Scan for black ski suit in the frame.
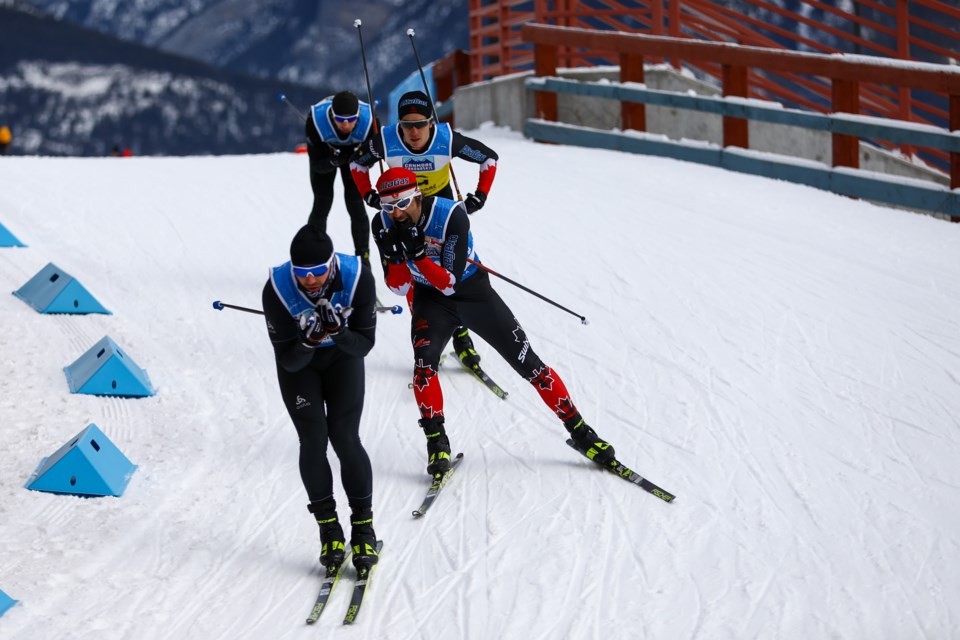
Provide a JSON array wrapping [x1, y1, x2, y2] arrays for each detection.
[[262, 260, 377, 509]]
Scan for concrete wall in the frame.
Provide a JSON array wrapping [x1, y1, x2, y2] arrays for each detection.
[[454, 66, 949, 187]]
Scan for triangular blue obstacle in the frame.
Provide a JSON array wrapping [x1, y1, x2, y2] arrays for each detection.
[[0, 587, 18, 618], [0, 221, 26, 247], [12, 262, 110, 314], [64, 336, 155, 397], [26, 423, 137, 497]]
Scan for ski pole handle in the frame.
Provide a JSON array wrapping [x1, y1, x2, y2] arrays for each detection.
[[377, 304, 403, 315], [212, 300, 264, 315]]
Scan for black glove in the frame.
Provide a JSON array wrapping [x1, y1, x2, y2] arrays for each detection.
[[363, 190, 381, 210], [316, 298, 345, 336], [298, 310, 326, 346], [464, 191, 487, 214], [397, 222, 426, 262], [329, 146, 352, 167], [376, 226, 405, 265]]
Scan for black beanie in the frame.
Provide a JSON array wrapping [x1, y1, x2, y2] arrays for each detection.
[[290, 225, 334, 266], [397, 90, 432, 118], [331, 91, 359, 116]]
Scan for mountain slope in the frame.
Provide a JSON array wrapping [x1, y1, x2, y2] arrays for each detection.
[[0, 5, 325, 156], [17, 0, 469, 101]]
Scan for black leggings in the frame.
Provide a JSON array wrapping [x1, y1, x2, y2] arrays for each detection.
[[308, 164, 369, 254], [276, 353, 373, 510], [411, 272, 546, 379]]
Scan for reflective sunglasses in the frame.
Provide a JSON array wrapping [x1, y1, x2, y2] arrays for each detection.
[[381, 195, 417, 213], [332, 111, 359, 124], [399, 118, 432, 130], [292, 255, 334, 279]]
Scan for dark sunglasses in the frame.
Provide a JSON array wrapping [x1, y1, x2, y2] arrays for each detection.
[[292, 255, 334, 279], [399, 118, 432, 130], [333, 112, 359, 124]]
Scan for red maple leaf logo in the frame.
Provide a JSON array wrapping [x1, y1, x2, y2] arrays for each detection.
[[528, 366, 554, 391], [413, 358, 437, 392], [554, 396, 577, 421]]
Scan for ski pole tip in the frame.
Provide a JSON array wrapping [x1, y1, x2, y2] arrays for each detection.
[[391, 305, 403, 315], [212, 300, 224, 310], [406, 28, 415, 36], [353, 18, 362, 27], [581, 317, 589, 326], [277, 92, 285, 102]]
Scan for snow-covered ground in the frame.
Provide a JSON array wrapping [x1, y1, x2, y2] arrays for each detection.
[[1, 127, 959, 639]]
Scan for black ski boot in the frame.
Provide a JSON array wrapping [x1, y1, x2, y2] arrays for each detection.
[[564, 415, 616, 466], [308, 498, 345, 567], [420, 416, 452, 476], [452, 327, 481, 369], [349, 508, 379, 569]]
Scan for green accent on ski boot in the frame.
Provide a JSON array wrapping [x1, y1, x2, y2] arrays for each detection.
[[420, 416, 452, 475], [564, 416, 616, 466], [453, 327, 481, 368]]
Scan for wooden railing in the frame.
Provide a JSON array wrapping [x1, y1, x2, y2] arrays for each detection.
[[524, 23, 960, 190], [522, 24, 960, 219], [470, 0, 960, 166]]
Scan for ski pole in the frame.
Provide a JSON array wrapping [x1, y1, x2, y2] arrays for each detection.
[[213, 300, 402, 315], [354, 19, 384, 174], [277, 93, 307, 120], [466, 258, 588, 325], [213, 300, 263, 315], [419, 242, 587, 324], [407, 28, 462, 200]]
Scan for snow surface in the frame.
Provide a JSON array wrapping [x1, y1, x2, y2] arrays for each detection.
[[1, 127, 960, 639]]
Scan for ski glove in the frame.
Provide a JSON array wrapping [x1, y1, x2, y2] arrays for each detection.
[[363, 190, 381, 210], [298, 310, 326, 346], [328, 146, 352, 167], [464, 191, 487, 214], [376, 226, 405, 265], [397, 223, 427, 262], [316, 298, 349, 336]]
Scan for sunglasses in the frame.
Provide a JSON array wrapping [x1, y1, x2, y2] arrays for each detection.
[[399, 118, 432, 130], [292, 255, 334, 279], [332, 112, 359, 124], [381, 195, 417, 213]]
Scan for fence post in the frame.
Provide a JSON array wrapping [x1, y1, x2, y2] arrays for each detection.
[[832, 78, 860, 168], [534, 43, 559, 121], [951, 94, 959, 194], [722, 64, 749, 148], [620, 53, 646, 132]]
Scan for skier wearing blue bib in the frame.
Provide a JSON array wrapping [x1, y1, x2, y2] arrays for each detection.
[[305, 91, 377, 262], [352, 89, 500, 372], [370, 167, 618, 478], [262, 224, 379, 570]]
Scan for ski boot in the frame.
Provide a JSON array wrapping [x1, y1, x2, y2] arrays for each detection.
[[349, 508, 379, 569], [308, 498, 345, 567], [564, 415, 616, 466], [420, 416, 452, 476], [452, 327, 481, 369]]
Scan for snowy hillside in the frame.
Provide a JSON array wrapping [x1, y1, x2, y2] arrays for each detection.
[[16, 0, 469, 100], [1, 128, 959, 639]]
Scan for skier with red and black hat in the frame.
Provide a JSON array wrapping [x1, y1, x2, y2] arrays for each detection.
[[370, 167, 618, 479], [305, 90, 378, 263], [262, 224, 380, 570], [351, 89, 499, 373]]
